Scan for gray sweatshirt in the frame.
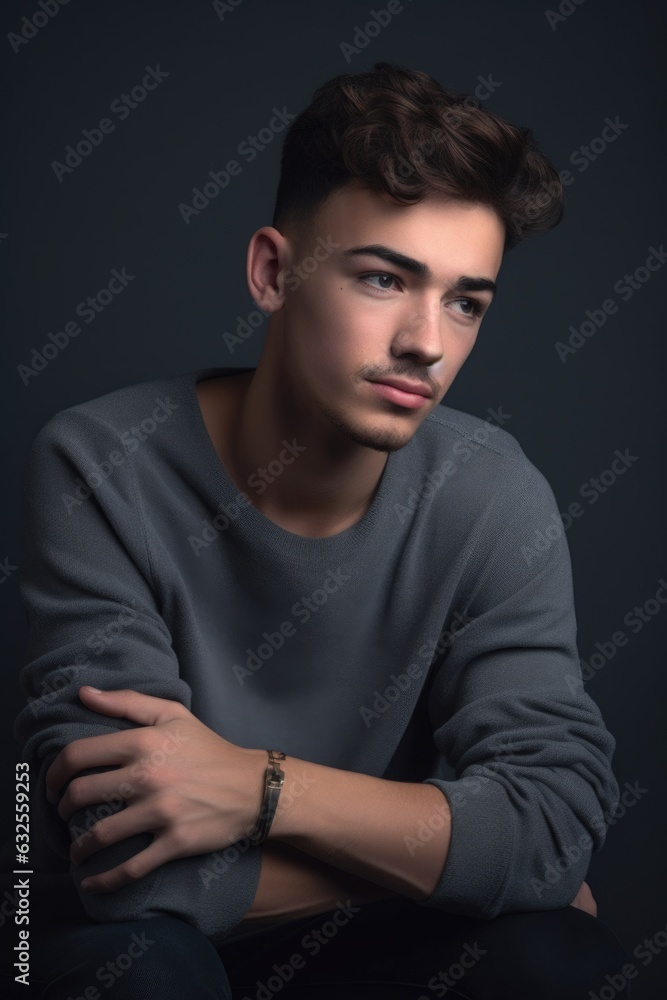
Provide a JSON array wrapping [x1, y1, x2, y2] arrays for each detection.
[[13, 365, 619, 944]]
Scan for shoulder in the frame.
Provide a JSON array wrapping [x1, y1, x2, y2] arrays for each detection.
[[423, 402, 523, 458], [28, 370, 190, 452], [416, 401, 549, 497], [406, 403, 564, 563], [416, 405, 570, 595]]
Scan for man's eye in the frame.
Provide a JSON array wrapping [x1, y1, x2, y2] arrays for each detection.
[[451, 298, 484, 318], [360, 273, 399, 292], [360, 276, 485, 319]]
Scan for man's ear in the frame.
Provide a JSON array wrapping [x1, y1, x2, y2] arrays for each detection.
[[246, 227, 290, 311]]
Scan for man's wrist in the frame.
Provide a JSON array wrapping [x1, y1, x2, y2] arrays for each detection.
[[246, 749, 286, 845], [264, 755, 320, 843], [244, 748, 273, 840]]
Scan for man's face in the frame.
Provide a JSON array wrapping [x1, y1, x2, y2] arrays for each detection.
[[271, 181, 505, 453]]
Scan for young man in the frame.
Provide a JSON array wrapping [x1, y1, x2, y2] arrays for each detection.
[[14, 62, 630, 998]]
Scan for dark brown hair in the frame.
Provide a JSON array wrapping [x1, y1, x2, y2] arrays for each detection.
[[271, 61, 564, 253]]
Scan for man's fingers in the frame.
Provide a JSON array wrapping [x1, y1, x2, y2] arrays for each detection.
[[69, 800, 161, 865], [569, 880, 597, 917], [78, 687, 190, 727], [57, 770, 134, 823], [45, 733, 139, 802], [69, 806, 130, 864], [45, 717, 190, 803], [78, 835, 175, 894]]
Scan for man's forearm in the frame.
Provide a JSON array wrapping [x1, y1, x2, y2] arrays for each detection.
[[265, 756, 451, 902], [244, 840, 398, 922]]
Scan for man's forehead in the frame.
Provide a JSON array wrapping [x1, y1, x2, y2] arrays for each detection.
[[319, 185, 504, 257]]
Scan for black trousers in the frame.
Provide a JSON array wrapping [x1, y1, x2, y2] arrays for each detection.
[[23, 892, 633, 1000]]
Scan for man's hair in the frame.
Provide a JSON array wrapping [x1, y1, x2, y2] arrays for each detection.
[[271, 61, 564, 253]]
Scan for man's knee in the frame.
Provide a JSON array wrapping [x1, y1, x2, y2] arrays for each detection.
[[104, 916, 231, 997], [35, 915, 231, 999]]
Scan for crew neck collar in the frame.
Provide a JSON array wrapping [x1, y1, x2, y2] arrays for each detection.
[[181, 365, 409, 556]]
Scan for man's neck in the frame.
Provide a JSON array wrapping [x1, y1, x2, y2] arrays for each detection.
[[196, 367, 389, 539]]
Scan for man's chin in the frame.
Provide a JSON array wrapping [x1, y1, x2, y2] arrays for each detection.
[[357, 428, 414, 453], [322, 407, 416, 453]]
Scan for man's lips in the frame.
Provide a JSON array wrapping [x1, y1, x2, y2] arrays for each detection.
[[366, 378, 434, 410], [367, 377, 434, 399]]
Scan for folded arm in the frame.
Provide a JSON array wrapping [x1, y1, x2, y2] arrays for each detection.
[[13, 412, 263, 938], [260, 462, 620, 919], [15, 412, 616, 929], [245, 840, 398, 922]]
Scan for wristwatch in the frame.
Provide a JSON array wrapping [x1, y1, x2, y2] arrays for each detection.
[[247, 750, 286, 846]]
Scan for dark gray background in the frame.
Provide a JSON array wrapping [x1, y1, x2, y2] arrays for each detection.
[[2, 1, 666, 996]]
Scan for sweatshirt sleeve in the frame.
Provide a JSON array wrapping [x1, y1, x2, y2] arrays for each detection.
[[12, 409, 262, 939], [416, 458, 619, 918]]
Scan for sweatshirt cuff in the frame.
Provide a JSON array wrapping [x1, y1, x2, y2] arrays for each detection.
[[416, 774, 515, 918]]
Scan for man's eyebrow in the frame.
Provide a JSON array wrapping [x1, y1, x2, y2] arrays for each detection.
[[341, 244, 497, 297]]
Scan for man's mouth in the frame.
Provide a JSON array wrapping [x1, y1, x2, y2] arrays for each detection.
[[366, 378, 433, 409]]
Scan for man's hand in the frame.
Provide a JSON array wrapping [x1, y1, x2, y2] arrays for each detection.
[[569, 880, 597, 917], [45, 686, 267, 894]]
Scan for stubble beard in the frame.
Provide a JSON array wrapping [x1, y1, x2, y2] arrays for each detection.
[[320, 402, 415, 454]]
